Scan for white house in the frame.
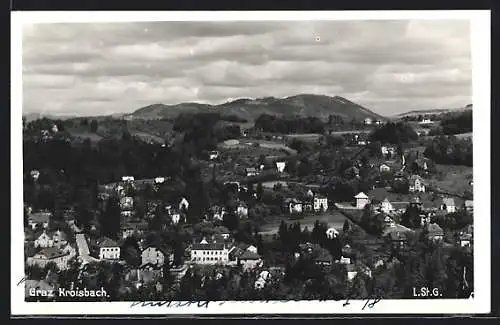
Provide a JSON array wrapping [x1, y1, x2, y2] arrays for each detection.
[[120, 196, 134, 210], [30, 169, 40, 181], [254, 270, 271, 290], [34, 231, 54, 248], [313, 196, 328, 212], [122, 176, 135, 182], [34, 230, 67, 248], [141, 246, 172, 267], [190, 242, 230, 265], [381, 145, 396, 157], [441, 198, 456, 213], [354, 192, 370, 209], [364, 118, 373, 125], [209, 151, 220, 160], [346, 264, 358, 281], [380, 198, 394, 214], [379, 164, 391, 173], [237, 203, 249, 218], [326, 227, 339, 239], [97, 237, 120, 260], [285, 198, 303, 214], [340, 256, 351, 264], [275, 161, 287, 173], [179, 197, 189, 211], [384, 215, 396, 228], [154, 177, 165, 184], [170, 212, 183, 225], [419, 118, 433, 124], [409, 175, 426, 193]]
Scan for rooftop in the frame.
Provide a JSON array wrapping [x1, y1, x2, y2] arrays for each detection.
[[97, 237, 119, 248], [191, 243, 226, 251], [29, 212, 52, 223], [354, 192, 369, 199]]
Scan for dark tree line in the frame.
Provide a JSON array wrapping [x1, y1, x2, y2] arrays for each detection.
[[423, 135, 472, 166], [438, 111, 472, 135], [369, 122, 418, 144], [255, 114, 325, 134]]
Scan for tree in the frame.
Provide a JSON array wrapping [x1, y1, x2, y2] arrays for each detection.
[[278, 220, 288, 245], [256, 183, 264, 201], [121, 237, 141, 267], [75, 188, 94, 229], [100, 196, 121, 238], [343, 220, 350, 234], [90, 119, 99, 133]]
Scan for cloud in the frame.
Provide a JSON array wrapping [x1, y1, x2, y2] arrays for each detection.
[[22, 20, 471, 116]]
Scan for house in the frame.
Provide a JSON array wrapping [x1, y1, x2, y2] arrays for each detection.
[[380, 198, 394, 214], [28, 212, 52, 230], [346, 264, 358, 281], [27, 247, 71, 270], [313, 196, 328, 212], [30, 169, 40, 181], [170, 212, 184, 225], [237, 251, 263, 271], [96, 237, 120, 260], [409, 196, 423, 209], [383, 215, 396, 228], [441, 198, 456, 213], [363, 117, 373, 125], [426, 223, 444, 242], [211, 205, 227, 221], [208, 150, 220, 160], [275, 161, 287, 173], [381, 145, 396, 157], [458, 233, 473, 248], [420, 214, 431, 227], [386, 229, 407, 249], [354, 192, 370, 209], [245, 167, 259, 177], [190, 242, 230, 264], [409, 175, 426, 193], [379, 164, 391, 173], [154, 177, 165, 184], [121, 221, 148, 239], [326, 227, 339, 239], [120, 196, 134, 210], [419, 118, 433, 124], [285, 198, 303, 214], [464, 200, 473, 213], [254, 270, 271, 290], [245, 244, 258, 254], [340, 256, 351, 264], [141, 245, 173, 267], [34, 230, 67, 248], [236, 202, 249, 218], [126, 263, 163, 287], [179, 197, 189, 211], [122, 176, 135, 182]]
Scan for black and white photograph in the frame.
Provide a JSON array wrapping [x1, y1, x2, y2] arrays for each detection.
[[11, 10, 491, 315]]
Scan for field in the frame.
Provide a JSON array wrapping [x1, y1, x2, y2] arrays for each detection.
[[218, 139, 297, 155], [259, 211, 350, 236], [285, 133, 322, 143]]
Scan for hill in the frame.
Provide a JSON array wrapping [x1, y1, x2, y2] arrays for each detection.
[[125, 94, 386, 122], [394, 104, 472, 118]]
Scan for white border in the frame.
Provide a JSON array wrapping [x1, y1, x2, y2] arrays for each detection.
[[11, 10, 491, 315]]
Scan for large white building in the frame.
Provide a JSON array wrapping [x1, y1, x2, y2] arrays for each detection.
[[190, 241, 230, 264], [354, 192, 370, 209], [97, 237, 120, 260], [313, 196, 328, 212]]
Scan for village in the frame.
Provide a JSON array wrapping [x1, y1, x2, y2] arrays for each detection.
[[22, 109, 474, 301]]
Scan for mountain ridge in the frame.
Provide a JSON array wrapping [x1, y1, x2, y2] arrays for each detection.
[[126, 94, 387, 122]]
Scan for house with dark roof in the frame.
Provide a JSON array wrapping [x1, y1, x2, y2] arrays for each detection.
[[237, 251, 263, 270], [34, 230, 68, 248], [27, 247, 71, 270], [96, 237, 120, 260], [426, 223, 444, 242], [409, 175, 426, 193], [385, 229, 408, 250], [190, 241, 231, 265], [441, 198, 456, 213], [28, 211, 52, 230]]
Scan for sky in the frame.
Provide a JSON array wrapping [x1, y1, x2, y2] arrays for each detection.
[[22, 20, 472, 117]]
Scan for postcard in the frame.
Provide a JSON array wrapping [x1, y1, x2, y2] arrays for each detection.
[[11, 10, 491, 316]]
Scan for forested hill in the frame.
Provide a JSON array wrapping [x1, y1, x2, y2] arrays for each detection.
[[125, 94, 387, 122]]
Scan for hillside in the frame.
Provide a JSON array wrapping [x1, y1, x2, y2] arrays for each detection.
[[395, 104, 472, 118], [125, 94, 386, 122]]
